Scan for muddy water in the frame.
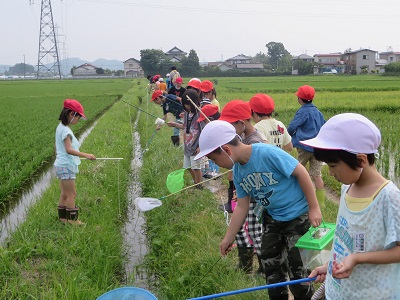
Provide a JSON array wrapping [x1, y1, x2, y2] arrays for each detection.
[[122, 129, 150, 287]]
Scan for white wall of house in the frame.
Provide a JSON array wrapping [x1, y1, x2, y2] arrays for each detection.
[[73, 65, 97, 76], [354, 50, 376, 74]]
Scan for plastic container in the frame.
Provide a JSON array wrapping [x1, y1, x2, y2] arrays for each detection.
[[295, 222, 336, 270]]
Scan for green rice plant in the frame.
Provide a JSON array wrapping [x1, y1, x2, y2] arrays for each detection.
[[0, 79, 133, 202]]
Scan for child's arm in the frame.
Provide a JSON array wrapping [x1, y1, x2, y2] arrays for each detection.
[[64, 136, 96, 160], [220, 196, 250, 256], [167, 121, 184, 129], [333, 242, 400, 279], [292, 163, 322, 227]]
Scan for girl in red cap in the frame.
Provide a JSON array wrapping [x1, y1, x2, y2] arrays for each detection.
[[54, 99, 96, 225]]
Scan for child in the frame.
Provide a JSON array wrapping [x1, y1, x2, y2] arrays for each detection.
[[158, 78, 167, 92], [168, 77, 186, 98], [54, 99, 96, 225], [249, 93, 293, 151], [219, 99, 264, 275], [196, 104, 220, 179], [199, 80, 215, 107], [186, 78, 202, 95], [302, 113, 400, 300], [195, 120, 322, 300], [167, 90, 203, 186], [288, 85, 326, 209], [151, 90, 183, 146]]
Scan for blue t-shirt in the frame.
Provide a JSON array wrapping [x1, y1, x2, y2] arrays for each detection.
[[234, 143, 309, 221], [54, 123, 81, 173]]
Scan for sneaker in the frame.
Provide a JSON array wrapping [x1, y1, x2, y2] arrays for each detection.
[[202, 172, 213, 179], [218, 202, 233, 213]]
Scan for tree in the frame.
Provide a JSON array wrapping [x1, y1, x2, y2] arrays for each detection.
[[292, 59, 314, 75], [252, 52, 268, 65], [96, 68, 105, 74], [140, 49, 168, 75], [8, 63, 35, 75], [180, 49, 201, 75], [265, 42, 290, 69], [276, 54, 292, 73]]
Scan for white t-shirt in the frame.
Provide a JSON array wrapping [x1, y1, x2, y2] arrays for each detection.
[[254, 119, 291, 148], [325, 182, 400, 300], [54, 123, 81, 173]]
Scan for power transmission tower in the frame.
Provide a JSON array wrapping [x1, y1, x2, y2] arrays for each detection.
[[36, 0, 62, 79]]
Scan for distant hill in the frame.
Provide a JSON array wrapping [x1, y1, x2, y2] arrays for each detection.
[[1, 58, 125, 75], [57, 58, 124, 75]]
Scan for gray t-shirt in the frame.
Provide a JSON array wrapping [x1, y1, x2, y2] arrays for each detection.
[[183, 112, 201, 156], [242, 130, 263, 145]]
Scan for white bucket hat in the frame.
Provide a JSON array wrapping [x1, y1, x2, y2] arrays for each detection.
[[194, 120, 237, 160], [301, 113, 381, 154]]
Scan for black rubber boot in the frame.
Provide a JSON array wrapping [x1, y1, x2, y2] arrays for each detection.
[[66, 206, 83, 225], [256, 254, 265, 277], [237, 247, 254, 274], [171, 136, 180, 146], [58, 205, 66, 222]]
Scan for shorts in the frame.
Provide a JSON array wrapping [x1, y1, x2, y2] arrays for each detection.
[[297, 148, 323, 177], [54, 166, 76, 180], [183, 155, 201, 170]]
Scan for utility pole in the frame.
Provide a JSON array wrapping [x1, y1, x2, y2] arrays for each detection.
[[36, 0, 62, 79], [23, 54, 26, 79]]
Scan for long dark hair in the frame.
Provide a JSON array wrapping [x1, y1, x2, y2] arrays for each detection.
[[58, 108, 73, 126], [181, 89, 200, 113]]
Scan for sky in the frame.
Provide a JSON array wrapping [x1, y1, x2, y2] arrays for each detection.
[[2, 0, 400, 67]]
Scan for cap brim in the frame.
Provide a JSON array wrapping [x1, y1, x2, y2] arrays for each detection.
[[194, 146, 219, 161], [300, 137, 342, 150]]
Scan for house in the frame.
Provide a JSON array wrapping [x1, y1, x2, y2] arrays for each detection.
[[164, 46, 187, 62], [236, 63, 264, 71], [225, 54, 252, 66], [313, 53, 344, 74], [341, 49, 377, 74], [292, 54, 314, 63], [379, 51, 400, 63], [72, 63, 97, 76], [291, 54, 314, 75], [123, 58, 143, 77], [375, 59, 387, 73]]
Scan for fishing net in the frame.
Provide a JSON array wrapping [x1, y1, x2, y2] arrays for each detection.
[[166, 169, 185, 193], [134, 197, 162, 212]]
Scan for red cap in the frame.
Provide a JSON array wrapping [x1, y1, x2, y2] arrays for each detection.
[[151, 90, 163, 101], [249, 94, 275, 114], [219, 100, 251, 123], [63, 99, 86, 120], [187, 78, 201, 90], [175, 77, 183, 84], [197, 105, 219, 122], [295, 85, 315, 101], [200, 80, 213, 93]]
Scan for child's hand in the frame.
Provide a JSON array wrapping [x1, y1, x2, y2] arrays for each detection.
[[85, 153, 96, 160], [332, 255, 356, 279], [308, 264, 328, 283], [220, 239, 233, 256], [308, 206, 322, 227], [156, 125, 162, 130], [166, 122, 176, 127]]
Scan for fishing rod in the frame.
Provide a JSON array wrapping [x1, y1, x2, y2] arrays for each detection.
[[121, 99, 160, 119]]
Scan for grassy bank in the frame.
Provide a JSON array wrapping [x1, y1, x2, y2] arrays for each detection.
[[0, 83, 139, 299]]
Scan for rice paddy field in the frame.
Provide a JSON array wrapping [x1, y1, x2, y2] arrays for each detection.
[[1, 75, 400, 299]]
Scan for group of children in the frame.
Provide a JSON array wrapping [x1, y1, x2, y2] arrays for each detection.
[[54, 77, 400, 299]]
